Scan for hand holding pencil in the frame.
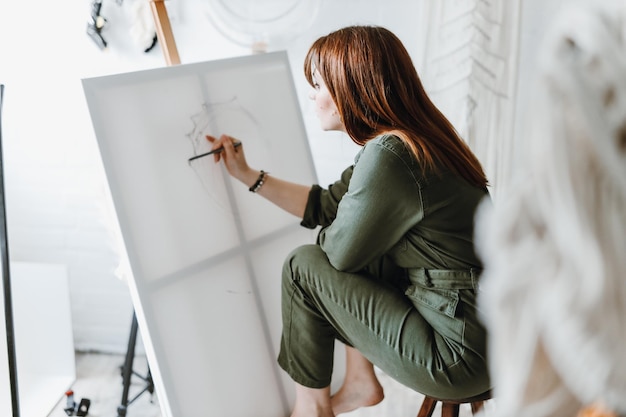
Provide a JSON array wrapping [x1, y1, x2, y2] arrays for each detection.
[[204, 134, 255, 186], [205, 133, 311, 217]]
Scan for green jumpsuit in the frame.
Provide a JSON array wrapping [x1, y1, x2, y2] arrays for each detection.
[[277, 134, 491, 399]]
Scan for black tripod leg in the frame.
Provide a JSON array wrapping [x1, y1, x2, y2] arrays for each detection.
[[117, 311, 139, 417], [146, 364, 154, 395]]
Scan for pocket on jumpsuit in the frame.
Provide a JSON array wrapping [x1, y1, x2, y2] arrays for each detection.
[[404, 284, 466, 349]]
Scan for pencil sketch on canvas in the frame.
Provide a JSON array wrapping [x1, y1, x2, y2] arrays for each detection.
[[186, 97, 270, 214], [82, 51, 318, 417]]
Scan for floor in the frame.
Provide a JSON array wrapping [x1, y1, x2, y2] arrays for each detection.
[[48, 353, 160, 417], [47, 352, 486, 417]]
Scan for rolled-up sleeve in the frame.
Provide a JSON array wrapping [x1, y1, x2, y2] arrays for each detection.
[[318, 142, 423, 272], [300, 165, 354, 229]]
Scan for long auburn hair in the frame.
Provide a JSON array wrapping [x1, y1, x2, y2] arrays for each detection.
[[304, 26, 488, 188]]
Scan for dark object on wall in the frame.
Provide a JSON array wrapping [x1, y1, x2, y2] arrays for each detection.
[[87, 0, 108, 50], [87, 0, 158, 54], [144, 35, 158, 53], [1, 85, 21, 417]]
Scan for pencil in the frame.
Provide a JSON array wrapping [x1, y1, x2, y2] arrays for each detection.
[[188, 141, 242, 162]]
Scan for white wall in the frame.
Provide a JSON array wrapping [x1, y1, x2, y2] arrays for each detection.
[[0, 0, 428, 353], [510, 0, 567, 172]]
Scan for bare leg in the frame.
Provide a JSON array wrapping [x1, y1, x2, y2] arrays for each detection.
[[291, 383, 335, 417], [331, 346, 385, 415]]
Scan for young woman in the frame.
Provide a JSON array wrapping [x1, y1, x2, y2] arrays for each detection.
[[207, 25, 491, 417]]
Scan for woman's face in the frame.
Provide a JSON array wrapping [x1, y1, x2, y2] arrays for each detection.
[[309, 70, 345, 132]]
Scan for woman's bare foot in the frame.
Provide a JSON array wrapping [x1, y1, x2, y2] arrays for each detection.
[[291, 383, 335, 417], [331, 377, 384, 415]]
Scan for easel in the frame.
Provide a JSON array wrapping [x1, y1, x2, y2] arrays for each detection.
[[149, 0, 180, 66], [117, 311, 154, 417], [117, 2, 179, 416]]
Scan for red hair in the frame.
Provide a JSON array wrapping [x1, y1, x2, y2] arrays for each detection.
[[304, 26, 488, 188]]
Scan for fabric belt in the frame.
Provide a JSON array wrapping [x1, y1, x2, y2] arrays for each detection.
[[407, 268, 481, 290]]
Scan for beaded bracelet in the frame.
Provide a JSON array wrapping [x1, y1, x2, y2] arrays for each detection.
[[249, 170, 268, 193]]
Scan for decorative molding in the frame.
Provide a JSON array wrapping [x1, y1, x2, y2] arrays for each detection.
[[422, 0, 521, 196]]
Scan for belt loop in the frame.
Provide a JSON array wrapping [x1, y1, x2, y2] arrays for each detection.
[[417, 268, 432, 287], [421, 268, 430, 287], [470, 268, 479, 290]]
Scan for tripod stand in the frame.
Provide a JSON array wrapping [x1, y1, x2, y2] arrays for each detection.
[[117, 311, 155, 417]]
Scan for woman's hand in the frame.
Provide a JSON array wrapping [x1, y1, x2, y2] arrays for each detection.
[[206, 135, 311, 219], [206, 134, 311, 218], [206, 134, 255, 185]]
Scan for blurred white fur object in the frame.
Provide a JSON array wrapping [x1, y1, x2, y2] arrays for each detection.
[[129, 0, 157, 52], [475, 1, 626, 416]]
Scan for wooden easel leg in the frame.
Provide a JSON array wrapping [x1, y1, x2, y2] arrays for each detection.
[[150, 0, 181, 65]]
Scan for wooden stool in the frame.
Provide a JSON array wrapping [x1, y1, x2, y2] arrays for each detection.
[[417, 390, 492, 417]]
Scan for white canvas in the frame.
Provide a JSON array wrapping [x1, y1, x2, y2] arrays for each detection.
[[82, 52, 318, 417], [0, 262, 75, 417]]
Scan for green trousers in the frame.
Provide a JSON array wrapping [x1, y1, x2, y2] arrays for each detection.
[[277, 244, 490, 399]]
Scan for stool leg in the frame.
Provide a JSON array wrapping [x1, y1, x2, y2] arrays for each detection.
[[470, 400, 485, 414], [441, 403, 460, 417], [417, 396, 438, 417]]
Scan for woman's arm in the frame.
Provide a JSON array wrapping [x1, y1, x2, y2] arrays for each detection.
[[319, 140, 423, 272], [207, 134, 311, 218]]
